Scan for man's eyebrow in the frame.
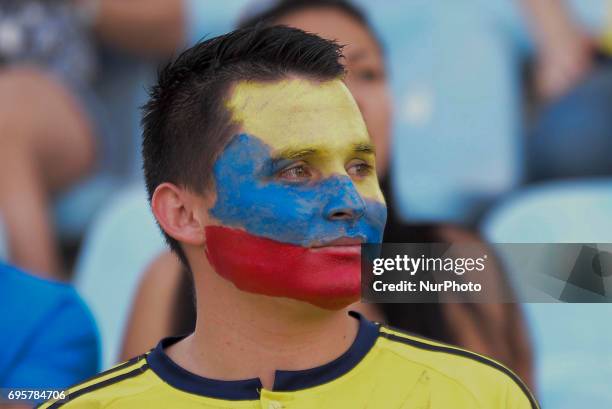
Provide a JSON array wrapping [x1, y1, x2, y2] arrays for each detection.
[[353, 142, 376, 154], [270, 143, 374, 164], [270, 147, 319, 163]]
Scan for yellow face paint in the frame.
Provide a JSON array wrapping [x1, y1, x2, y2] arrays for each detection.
[[226, 78, 384, 203], [208, 77, 387, 307]]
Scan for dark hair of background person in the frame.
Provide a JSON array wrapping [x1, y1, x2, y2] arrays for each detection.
[[237, 0, 385, 54], [141, 24, 345, 268], [170, 0, 529, 383]]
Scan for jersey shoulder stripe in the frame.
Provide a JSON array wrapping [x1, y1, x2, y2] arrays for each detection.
[[378, 325, 539, 409], [37, 355, 149, 409]]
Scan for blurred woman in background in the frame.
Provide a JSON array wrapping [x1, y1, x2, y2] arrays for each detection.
[[0, 0, 183, 277], [121, 0, 533, 387]]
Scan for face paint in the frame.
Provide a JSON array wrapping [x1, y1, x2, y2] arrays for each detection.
[[205, 79, 387, 310], [205, 226, 368, 310]]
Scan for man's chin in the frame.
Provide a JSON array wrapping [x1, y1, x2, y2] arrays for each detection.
[[205, 226, 362, 310]]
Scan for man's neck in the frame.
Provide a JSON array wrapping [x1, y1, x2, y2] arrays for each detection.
[[165, 266, 360, 389]]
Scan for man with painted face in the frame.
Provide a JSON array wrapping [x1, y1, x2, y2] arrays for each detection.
[[40, 26, 538, 409]]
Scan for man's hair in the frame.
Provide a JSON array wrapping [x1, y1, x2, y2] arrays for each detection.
[[141, 25, 345, 267], [237, 0, 384, 54]]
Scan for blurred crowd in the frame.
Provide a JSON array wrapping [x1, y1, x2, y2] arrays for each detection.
[[1, 1, 612, 408]]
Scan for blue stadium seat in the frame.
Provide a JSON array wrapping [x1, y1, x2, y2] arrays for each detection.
[[74, 185, 165, 369], [481, 180, 612, 408], [384, 0, 528, 225], [53, 174, 121, 241]]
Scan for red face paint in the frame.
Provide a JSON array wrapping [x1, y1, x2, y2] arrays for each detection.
[[204, 226, 361, 310]]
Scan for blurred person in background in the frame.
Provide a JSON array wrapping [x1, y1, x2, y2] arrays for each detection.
[[0, 262, 99, 407], [521, 0, 595, 102], [0, 0, 183, 278], [121, 0, 534, 387], [524, 0, 612, 182]]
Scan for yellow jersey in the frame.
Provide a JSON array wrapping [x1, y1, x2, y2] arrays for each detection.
[[39, 312, 538, 409]]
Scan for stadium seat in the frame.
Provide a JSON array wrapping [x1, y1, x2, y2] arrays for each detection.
[[53, 174, 121, 241], [74, 185, 166, 369], [481, 180, 612, 408], [386, 0, 526, 225]]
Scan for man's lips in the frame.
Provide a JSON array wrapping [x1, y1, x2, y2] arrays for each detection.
[[205, 225, 362, 310], [310, 237, 363, 255]]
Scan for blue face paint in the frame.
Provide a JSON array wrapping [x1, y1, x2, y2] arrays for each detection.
[[209, 133, 387, 246]]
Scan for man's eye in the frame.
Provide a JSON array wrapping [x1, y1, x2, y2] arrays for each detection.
[[278, 165, 312, 181], [347, 161, 373, 178]]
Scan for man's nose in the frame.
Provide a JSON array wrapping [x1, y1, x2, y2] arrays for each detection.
[[323, 177, 366, 221]]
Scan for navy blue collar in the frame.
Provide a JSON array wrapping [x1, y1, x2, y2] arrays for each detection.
[[147, 311, 380, 400]]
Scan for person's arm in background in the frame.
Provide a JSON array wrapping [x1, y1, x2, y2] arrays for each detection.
[[520, 0, 593, 100], [74, 0, 185, 56]]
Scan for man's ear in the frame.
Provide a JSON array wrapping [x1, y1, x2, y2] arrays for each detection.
[[151, 183, 207, 246]]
